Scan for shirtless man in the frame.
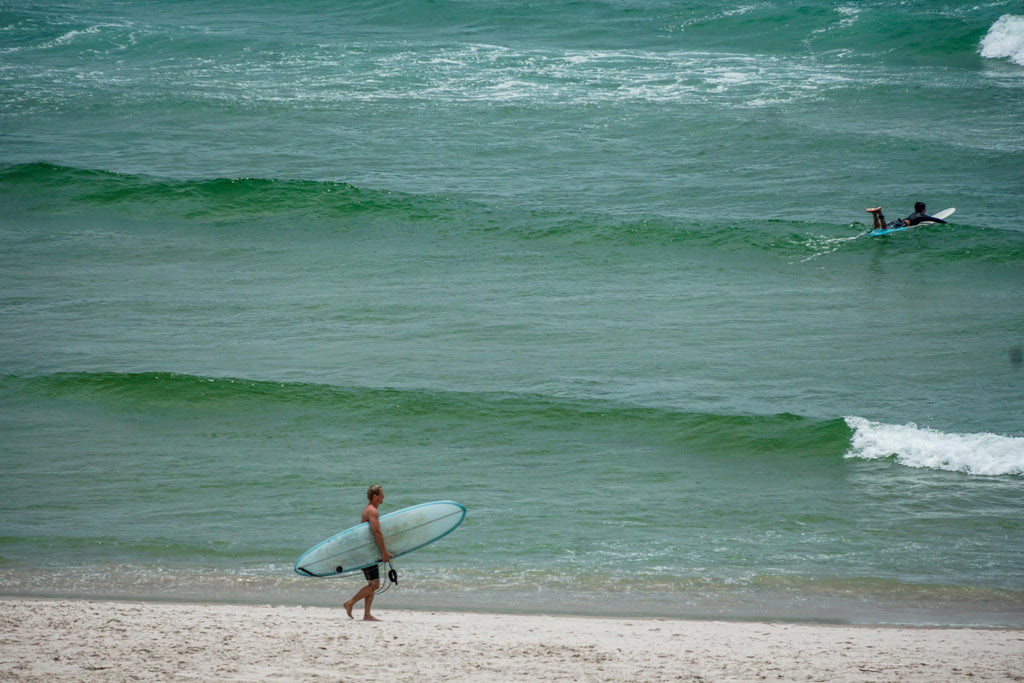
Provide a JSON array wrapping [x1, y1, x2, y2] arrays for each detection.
[[866, 202, 948, 231], [343, 485, 394, 621]]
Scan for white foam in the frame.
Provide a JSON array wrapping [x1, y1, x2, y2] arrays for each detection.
[[980, 14, 1024, 67], [844, 416, 1024, 477], [813, 6, 861, 36]]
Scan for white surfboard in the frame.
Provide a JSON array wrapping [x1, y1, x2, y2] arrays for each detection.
[[294, 500, 466, 577], [869, 207, 955, 237]]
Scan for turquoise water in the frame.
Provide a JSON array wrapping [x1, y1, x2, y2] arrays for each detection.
[[2, 1, 1023, 625]]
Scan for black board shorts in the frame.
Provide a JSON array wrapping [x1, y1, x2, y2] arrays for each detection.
[[362, 564, 380, 582]]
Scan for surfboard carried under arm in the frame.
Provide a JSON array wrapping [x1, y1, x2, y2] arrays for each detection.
[[294, 500, 466, 578]]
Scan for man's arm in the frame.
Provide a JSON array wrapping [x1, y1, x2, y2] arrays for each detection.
[[367, 507, 394, 562], [906, 213, 947, 226]]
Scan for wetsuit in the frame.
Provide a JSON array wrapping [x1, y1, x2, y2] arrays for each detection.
[[889, 211, 948, 229]]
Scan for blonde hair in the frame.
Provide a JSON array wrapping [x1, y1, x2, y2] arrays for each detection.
[[367, 484, 383, 501]]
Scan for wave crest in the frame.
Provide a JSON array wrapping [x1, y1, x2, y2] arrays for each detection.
[[0, 162, 465, 223], [844, 416, 1024, 477], [980, 15, 1024, 66]]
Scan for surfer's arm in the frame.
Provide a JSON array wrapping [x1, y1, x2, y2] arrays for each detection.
[[905, 212, 947, 226], [367, 509, 393, 562]]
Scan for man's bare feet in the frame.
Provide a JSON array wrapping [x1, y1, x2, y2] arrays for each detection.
[[344, 601, 354, 619], [363, 614, 381, 622], [866, 207, 882, 213]]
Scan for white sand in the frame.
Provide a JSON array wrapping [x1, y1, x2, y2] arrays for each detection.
[[2, 598, 1022, 681]]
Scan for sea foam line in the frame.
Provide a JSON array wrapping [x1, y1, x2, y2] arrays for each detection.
[[844, 417, 1024, 477]]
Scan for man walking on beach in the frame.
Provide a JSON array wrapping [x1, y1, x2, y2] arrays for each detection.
[[343, 485, 393, 621]]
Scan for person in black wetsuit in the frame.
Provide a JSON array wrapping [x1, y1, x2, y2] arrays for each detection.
[[866, 202, 947, 231]]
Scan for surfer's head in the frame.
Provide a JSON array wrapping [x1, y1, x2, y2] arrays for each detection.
[[915, 202, 926, 213], [367, 484, 383, 501]]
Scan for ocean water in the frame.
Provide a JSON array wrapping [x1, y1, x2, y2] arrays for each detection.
[[1, 0, 1023, 626]]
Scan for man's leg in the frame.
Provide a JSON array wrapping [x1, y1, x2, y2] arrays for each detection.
[[866, 207, 885, 230], [362, 580, 380, 621], [344, 581, 377, 619]]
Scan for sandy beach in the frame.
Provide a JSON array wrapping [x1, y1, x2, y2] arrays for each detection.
[[1, 598, 1021, 682]]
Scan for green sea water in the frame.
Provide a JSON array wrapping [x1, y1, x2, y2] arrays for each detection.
[[1, 1, 1023, 625]]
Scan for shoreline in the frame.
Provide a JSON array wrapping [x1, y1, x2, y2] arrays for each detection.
[[4, 566, 1023, 629], [3, 598, 1023, 681], [4, 573, 1019, 630]]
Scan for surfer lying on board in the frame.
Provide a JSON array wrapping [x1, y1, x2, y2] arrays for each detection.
[[866, 202, 947, 231], [344, 485, 394, 621]]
